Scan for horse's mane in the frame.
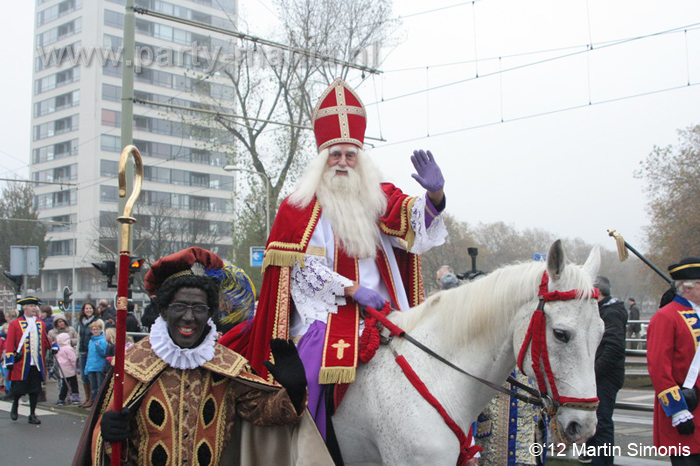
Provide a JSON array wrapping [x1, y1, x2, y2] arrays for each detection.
[[400, 259, 595, 348]]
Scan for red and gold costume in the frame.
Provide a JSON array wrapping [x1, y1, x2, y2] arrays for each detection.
[[220, 183, 428, 382], [80, 338, 325, 465], [647, 295, 700, 453], [5, 315, 52, 383]]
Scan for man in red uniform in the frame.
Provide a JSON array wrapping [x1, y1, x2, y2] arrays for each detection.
[[220, 78, 448, 443], [4, 296, 55, 424], [648, 257, 700, 465]]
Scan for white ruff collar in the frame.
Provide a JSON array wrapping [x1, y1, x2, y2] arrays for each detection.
[[149, 316, 217, 369]]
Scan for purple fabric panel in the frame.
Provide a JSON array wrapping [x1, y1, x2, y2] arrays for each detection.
[[424, 192, 443, 229], [297, 320, 327, 439]]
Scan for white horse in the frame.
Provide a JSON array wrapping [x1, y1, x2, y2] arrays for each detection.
[[333, 240, 603, 466]]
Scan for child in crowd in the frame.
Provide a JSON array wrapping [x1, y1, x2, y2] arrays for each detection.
[[85, 319, 107, 405], [55, 332, 80, 405], [103, 327, 134, 375]]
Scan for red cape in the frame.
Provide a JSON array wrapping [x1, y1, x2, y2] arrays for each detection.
[[219, 183, 425, 380]]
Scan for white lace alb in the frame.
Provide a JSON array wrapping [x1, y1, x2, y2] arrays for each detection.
[[409, 194, 447, 254], [149, 316, 217, 370], [291, 254, 354, 327]]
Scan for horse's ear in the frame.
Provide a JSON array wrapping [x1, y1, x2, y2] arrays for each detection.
[[582, 245, 601, 280], [547, 240, 566, 281]]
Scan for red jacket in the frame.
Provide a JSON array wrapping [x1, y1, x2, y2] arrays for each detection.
[[647, 296, 700, 453], [5, 316, 52, 382]]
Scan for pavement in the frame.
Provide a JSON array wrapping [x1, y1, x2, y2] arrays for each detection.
[[0, 378, 89, 464], [0, 378, 675, 465]]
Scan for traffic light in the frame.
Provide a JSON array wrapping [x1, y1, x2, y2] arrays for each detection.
[[92, 260, 116, 288], [130, 257, 144, 272], [3, 272, 23, 293], [62, 286, 72, 311], [128, 256, 144, 285]]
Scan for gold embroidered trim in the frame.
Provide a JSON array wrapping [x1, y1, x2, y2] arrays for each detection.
[[413, 255, 425, 305], [125, 352, 168, 384], [236, 370, 279, 387], [311, 78, 366, 123], [669, 263, 700, 273], [679, 310, 700, 351], [658, 386, 682, 406], [148, 440, 169, 466], [202, 346, 247, 378], [319, 241, 358, 385], [200, 393, 217, 428], [145, 398, 168, 432], [319, 137, 364, 152], [336, 85, 350, 139], [379, 196, 417, 251], [268, 266, 291, 383], [315, 106, 366, 118], [264, 202, 321, 270], [306, 246, 326, 257]]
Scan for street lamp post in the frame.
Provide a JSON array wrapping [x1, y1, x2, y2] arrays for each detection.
[[222, 166, 271, 239]]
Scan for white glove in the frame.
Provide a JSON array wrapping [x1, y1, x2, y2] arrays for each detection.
[[672, 409, 694, 427]]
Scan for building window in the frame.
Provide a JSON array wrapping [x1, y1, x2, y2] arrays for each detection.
[[37, 0, 82, 27], [35, 66, 80, 94], [33, 163, 77, 183], [33, 139, 78, 163], [100, 185, 118, 203], [34, 189, 77, 210], [101, 135, 120, 152], [100, 159, 118, 177], [101, 109, 120, 127], [104, 10, 124, 29], [43, 213, 76, 232], [102, 83, 121, 102], [48, 239, 75, 256]]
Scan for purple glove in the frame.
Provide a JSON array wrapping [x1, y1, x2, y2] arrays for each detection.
[[353, 286, 386, 310], [411, 149, 444, 193]]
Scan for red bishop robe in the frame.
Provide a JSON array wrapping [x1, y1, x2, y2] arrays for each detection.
[[220, 183, 427, 380], [5, 316, 52, 382], [647, 295, 700, 453]]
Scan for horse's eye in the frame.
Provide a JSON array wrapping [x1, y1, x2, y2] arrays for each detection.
[[553, 329, 570, 343]]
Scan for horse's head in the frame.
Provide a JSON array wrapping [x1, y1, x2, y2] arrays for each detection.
[[513, 240, 603, 445]]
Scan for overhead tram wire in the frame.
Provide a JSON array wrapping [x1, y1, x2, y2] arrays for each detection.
[[368, 21, 700, 106], [132, 98, 387, 142], [375, 81, 700, 148], [133, 7, 382, 75], [58, 3, 383, 198]]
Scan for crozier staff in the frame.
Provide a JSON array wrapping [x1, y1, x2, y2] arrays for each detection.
[[73, 247, 331, 465]]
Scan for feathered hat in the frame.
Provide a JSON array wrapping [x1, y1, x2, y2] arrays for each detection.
[[144, 247, 225, 296]]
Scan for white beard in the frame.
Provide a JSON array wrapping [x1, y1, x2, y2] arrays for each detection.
[[318, 176, 386, 260], [290, 149, 388, 259]]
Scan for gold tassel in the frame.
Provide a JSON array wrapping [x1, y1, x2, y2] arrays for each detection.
[[318, 367, 356, 385], [606, 229, 628, 262], [262, 250, 306, 271]]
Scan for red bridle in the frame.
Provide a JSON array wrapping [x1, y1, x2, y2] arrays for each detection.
[[517, 271, 600, 413]]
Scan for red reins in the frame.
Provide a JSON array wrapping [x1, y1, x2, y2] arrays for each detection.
[[517, 271, 600, 412]]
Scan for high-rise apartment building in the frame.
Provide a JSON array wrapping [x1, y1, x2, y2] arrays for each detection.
[[30, 0, 237, 308]]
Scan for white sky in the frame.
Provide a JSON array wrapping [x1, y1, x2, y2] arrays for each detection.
[[2, 0, 699, 250]]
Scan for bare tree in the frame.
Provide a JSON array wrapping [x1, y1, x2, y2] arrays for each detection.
[[637, 125, 700, 269], [0, 182, 48, 290], [180, 0, 395, 258]]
